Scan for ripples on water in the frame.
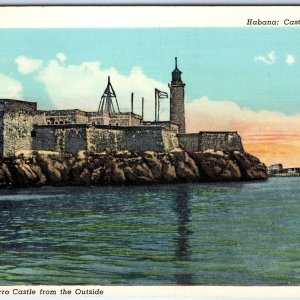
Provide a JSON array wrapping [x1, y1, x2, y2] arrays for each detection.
[[0, 178, 299, 285]]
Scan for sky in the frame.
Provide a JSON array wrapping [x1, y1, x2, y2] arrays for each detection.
[[0, 28, 299, 167]]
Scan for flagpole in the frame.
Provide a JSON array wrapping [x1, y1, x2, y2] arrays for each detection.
[[155, 89, 157, 122], [142, 97, 144, 120], [158, 96, 160, 121]]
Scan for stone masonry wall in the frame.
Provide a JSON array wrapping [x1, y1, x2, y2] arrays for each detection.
[[0, 100, 38, 156], [109, 113, 142, 126], [124, 127, 165, 152], [64, 128, 87, 152], [89, 126, 173, 152], [43, 109, 89, 125], [87, 127, 126, 152], [1, 99, 37, 112], [130, 114, 143, 126], [32, 126, 57, 151], [3, 112, 34, 156], [199, 131, 244, 152], [178, 132, 244, 152], [178, 133, 199, 152], [32, 125, 87, 152], [162, 128, 179, 150], [0, 99, 36, 156], [32, 125, 177, 153], [0, 111, 4, 154]]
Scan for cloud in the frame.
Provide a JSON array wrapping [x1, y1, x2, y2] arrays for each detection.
[[186, 97, 300, 167], [0, 73, 23, 99], [15, 56, 43, 75], [286, 54, 295, 65], [254, 50, 275, 65], [35, 56, 169, 121], [56, 52, 67, 64]]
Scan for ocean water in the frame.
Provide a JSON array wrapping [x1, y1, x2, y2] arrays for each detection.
[[0, 177, 299, 285]]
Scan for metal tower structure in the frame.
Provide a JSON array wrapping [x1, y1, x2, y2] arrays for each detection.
[[98, 76, 120, 114]]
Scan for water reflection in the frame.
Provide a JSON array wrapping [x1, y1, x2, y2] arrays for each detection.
[[173, 185, 193, 284]]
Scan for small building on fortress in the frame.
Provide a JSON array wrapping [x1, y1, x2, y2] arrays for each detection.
[[0, 58, 244, 157]]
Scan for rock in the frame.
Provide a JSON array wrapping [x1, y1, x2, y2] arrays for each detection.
[[45, 163, 62, 184], [161, 158, 177, 183], [232, 151, 267, 180], [0, 163, 12, 187], [124, 166, 138, 183], [110, 164, 126, 184], [135, 163, 154, 180], [0, 149, 267, 188], [224, 159, 241, 180], [31, 165, 47, 185], [142, 152, 162, 179], [184, 153, 199, 177], [191, 151, 242, 181], [104, 160, 126, 184], [170, 148, 186, 160], [79, 168, 92, 185], [233, 151, 252, 169], [91, 167, 104, 184], [175, 161, 196, 181]]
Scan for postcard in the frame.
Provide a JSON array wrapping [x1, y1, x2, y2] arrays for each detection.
[[0, 5, 299, 298]]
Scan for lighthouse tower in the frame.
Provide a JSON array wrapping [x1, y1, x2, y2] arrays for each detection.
[[168, 57, 186, 133]]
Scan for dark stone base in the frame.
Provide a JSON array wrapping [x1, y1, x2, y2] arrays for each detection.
[[0, 149, 267, 188]]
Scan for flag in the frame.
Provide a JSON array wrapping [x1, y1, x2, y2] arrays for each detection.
[[155, 88, 168, 99]]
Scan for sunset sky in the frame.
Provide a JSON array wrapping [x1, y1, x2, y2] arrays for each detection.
[[0, 27, 299, 167]]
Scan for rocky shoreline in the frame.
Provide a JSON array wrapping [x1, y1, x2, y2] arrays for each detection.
[[0, 149, 267, 188]]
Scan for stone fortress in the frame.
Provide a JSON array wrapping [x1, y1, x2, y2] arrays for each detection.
[[0, 58, 244, 157]]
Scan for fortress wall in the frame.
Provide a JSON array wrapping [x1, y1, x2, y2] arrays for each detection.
[[0, 111, 4, 154], [2, 111, 35, 156], [108, 113, 142, 126], [178, 132, 244, 152], [34, 111, 47, 125], [124, 127, 165, 151], [1, 100, 37, 112], [178, 133, 199, 152], [89, 126, 170, 152], [86, 112, 106, 125], [44, 109, 89, 125], [87, 127, 126, 152], [33, 125, 88, 152], [130, 114, 142, 126], [32, 124, 180, 154], [64, 127, 87, 152], [162, 128, 179, 150], [0, 100, 38, 156], [170, 123, 179, 133], [199, 131, 244, 152], [33, 127, 57, 151], [89, 126, 176, 152], [109, 116, 131, 126], [74, 110, 89, 124]]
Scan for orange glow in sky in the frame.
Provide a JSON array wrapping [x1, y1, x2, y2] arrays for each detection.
[[185, 97, 300, 168]]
